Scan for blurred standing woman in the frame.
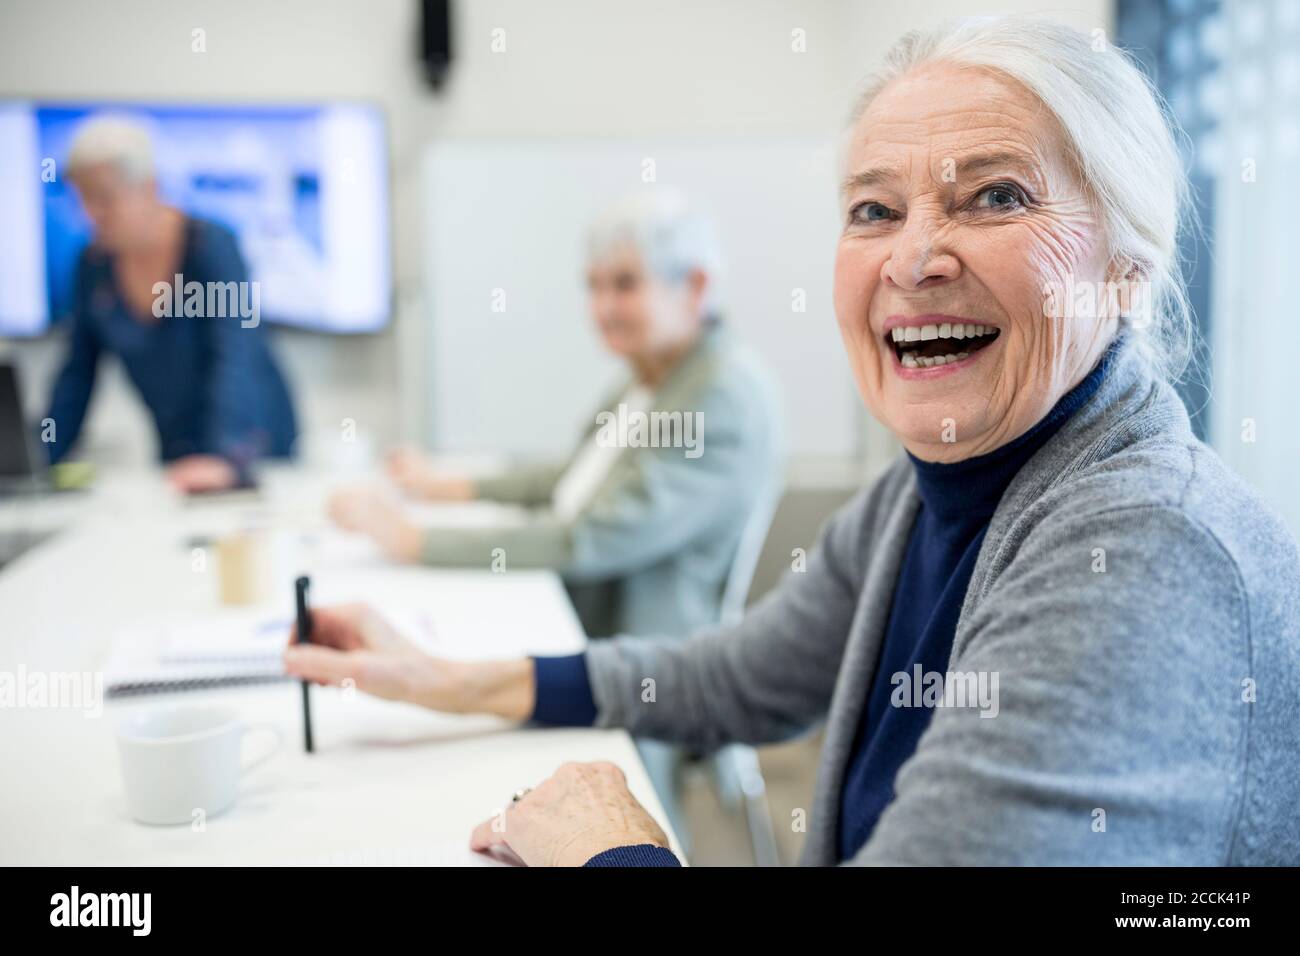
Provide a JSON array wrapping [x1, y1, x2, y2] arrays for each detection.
[[46, 117, 297, 492]]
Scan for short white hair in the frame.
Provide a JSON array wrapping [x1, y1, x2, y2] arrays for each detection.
[[850, 16, 1194, 381], [66, 115, 156, 184], [586, 188, 724, 315]]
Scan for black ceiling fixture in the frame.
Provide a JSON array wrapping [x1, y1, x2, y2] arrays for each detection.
[[419, 0, 453, 91]]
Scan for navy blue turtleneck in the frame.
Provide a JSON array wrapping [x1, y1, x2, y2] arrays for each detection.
[[834, 346, 1114, 861]]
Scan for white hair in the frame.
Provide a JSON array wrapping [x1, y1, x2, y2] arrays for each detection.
[[586, 188, 724, 316], [66, 115, 156, 183], [849, 16, 1194, 381]]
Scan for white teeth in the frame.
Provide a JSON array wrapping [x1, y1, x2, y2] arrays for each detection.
[[891, 322, 997, 371], [901, 350, 973, 370], [891, 323, 997, 342]]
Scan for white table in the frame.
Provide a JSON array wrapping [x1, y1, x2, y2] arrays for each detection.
[[0, 469, 680, 865]]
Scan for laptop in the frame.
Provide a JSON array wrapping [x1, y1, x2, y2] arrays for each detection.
[[0, 362, 55, 494]]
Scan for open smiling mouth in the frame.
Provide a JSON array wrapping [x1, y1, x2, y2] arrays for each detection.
[[888, 322, 1001, 369]]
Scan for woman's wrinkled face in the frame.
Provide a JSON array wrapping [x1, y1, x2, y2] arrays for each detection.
[[586, 246, 701, 359], [834, 63, 1120, 462]]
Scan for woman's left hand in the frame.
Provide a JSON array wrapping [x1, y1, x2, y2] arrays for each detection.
[[165, 454, 238, 494], [326, 483, 423, 562], [470, 761, 672, 866]]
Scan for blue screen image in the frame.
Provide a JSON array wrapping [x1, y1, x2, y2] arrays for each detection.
[[0, 101, 391, 336]]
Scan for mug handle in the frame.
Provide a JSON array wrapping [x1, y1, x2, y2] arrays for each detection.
[[240, 722, 283, 774]]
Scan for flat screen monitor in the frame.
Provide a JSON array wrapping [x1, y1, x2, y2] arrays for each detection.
[[0, 100, 392, 335]]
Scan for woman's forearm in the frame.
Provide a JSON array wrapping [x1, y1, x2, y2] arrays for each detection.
[[432, 658, 536, 720]]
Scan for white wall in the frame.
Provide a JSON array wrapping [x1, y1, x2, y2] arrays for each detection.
[[423, 136, 855, 458], [0, 0, 1111, 467]]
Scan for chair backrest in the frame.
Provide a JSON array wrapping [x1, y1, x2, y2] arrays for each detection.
[[717, 479, 783, 627]]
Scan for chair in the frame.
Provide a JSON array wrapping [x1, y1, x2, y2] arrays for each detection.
[[706, 479, 784, 866]]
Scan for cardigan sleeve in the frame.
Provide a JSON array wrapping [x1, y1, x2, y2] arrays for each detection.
[[473, 462, 569, 508], [583, 844, 681, 867], [576, 482, 881, 752]]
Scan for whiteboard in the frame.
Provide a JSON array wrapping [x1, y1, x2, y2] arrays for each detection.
[[421, 137, 860, 459]]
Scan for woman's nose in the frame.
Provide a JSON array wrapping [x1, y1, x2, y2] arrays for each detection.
[[880, 215, 961, 291]]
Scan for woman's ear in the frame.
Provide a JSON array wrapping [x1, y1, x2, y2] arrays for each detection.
[[1104, 255, 1148, 319]]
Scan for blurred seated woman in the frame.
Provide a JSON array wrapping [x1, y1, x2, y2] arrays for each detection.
[[329, 190, 784, 644], [293, 18, 1300, 866], [45, 117, 297, 492], [328, 191, 783, 845]]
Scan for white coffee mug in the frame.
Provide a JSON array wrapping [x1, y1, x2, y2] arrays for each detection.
[[116, 706, 281, 826]]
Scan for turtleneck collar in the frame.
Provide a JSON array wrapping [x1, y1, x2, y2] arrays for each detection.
[[906, 338, 1119, 524]]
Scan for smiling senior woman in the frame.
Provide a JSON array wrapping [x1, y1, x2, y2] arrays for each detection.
[[285, 17, 1300, 866]]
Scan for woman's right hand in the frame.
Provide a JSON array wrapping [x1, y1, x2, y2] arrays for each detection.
[[283, 603, 535, 719], [385, 447, 475, 502]]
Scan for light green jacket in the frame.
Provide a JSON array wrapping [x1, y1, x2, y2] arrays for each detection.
[[421, 323, 784, 638]]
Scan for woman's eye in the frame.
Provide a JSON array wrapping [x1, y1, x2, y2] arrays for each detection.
[[852, 201, 894, 224], [975, 185, 1025, 210]]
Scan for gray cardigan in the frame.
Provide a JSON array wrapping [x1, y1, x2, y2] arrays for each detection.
[[585, 335, 1300, 865]]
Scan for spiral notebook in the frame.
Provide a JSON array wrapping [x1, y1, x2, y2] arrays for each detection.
[[102, 612, 291, 697]]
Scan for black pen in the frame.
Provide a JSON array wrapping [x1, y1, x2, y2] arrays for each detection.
[[294, 575, 315, 754]]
